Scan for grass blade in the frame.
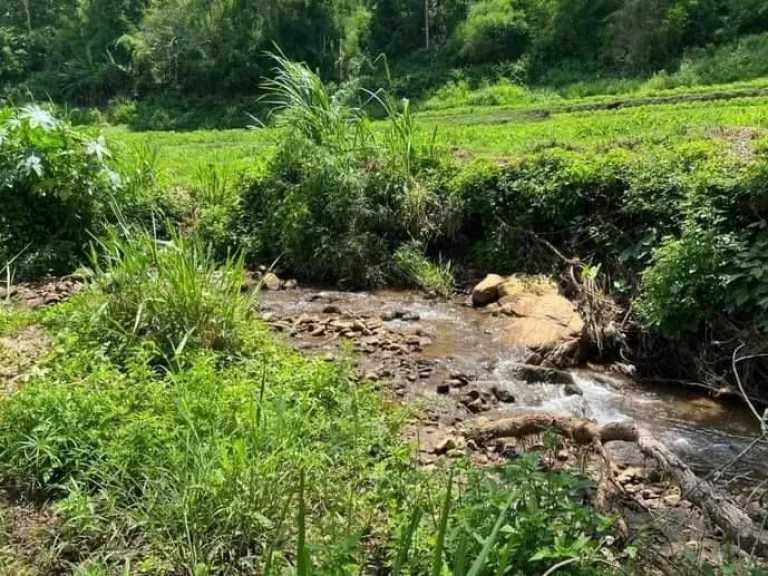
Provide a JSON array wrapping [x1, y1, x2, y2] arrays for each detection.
[[466, 492, 515, 576], [431, 469, 454, 576], [297, 470, 312, 576], [392, 507, 423, 576]]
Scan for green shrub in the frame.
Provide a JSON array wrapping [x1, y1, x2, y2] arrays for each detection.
[[104, 97, 137, 125], [443, 459, 614, 575], [0, 106, 119, 278], [69, 225, 255, 367], [452, 0, 531, 64], [241, 55, 454, 288], [639, 228, 736, 336], [111, 140, 183, 229], [188, 163, 243, 257]]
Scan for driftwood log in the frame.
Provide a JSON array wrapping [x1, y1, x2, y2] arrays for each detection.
[[464, 413, 768, 558]]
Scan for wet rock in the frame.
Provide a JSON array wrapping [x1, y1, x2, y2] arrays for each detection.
[[523, 350, 544, 366], [642, 487, 661, 500], [0, 286, 16, 299], [509, 363, 575, 385], [294, 314, 315, 326], [466, 398, 486, 413], [472, 274, 505, 307], [616, 466, 646, 485], [556, 449, 570, 461], [445, 378, 467, 389], [494, 276, 584, 359], [491, 385, 515, 403], [322, 304, 342, 314], [309, 325, 326, 337], [380, 310, 400, 321], [43, 293, 61, 305], [746, 501, 767, 521], [283, 278, 299, 290], [497, 275, 549, 300], [402, 311, 421, 322], [449, 370, 472, 385], [261, 272, 282, 290], [25, 297, 46, 308], [435, 437, 457, 455], [564, 382, 583, 396], [545, 338, 582, 369], [663, 494, 681, 507], [500, 443, 519, 460]]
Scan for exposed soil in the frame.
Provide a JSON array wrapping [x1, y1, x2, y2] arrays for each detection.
[[0, 326, 49, 397], [0, 275, 83, 309]]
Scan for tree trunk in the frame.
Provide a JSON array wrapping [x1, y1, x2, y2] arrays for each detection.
[[22, 0, 32, 32], [465, 413, 768, 558]]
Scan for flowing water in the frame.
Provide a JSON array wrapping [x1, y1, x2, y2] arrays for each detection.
[[261, 288, 768, 481]]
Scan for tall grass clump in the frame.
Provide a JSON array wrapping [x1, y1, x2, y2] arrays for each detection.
[[67, 224, 255, 366], [242, 53, 458, 288], [393, 241, 454, 297]]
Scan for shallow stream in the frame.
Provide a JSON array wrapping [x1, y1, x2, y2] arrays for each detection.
[[261, 288, 768, 481]]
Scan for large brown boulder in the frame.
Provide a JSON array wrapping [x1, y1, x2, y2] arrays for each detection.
[[494, 276, 584, 367], [471, 274, 505, 306]]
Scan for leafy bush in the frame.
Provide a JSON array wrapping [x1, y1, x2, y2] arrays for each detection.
[[188, 163, 243, 257], [0, 106, 119, 279], [443, 459, 614, 575], [638, 228, 736, 337], [241, 55, 455, 288], [453, 0, 531, 65]]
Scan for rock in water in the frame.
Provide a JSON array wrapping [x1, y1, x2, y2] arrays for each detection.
[[494, 276, 584, 367], [472, 274, 505, 307], [261, 272, 282, 290]]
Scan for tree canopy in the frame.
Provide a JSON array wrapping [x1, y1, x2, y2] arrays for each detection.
[[2, 0, 768, 103]]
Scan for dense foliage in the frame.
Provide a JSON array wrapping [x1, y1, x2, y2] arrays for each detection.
[[239, 54, 455, 288], [0, 106, 118, 278], [3, 0, 768, 109]]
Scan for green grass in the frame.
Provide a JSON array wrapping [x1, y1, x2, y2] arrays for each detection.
[[106, 93, 768, 184], [105, 126, 278, 187]]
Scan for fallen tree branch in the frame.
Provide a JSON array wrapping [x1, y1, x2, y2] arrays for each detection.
[[464, 413, 768, 558]]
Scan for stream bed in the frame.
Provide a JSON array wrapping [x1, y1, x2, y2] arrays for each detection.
[[260, 287, 768, 482]]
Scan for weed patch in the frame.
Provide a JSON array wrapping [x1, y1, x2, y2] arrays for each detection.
[[64, 225, 254, 368]]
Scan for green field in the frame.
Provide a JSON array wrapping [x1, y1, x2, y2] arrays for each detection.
[[106, 92, 768, 186]]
